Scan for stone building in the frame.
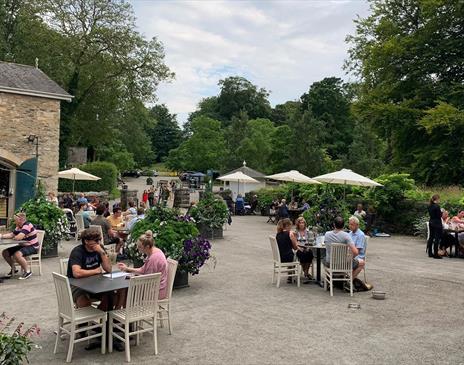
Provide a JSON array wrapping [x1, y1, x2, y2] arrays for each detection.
[[0, 61, 72, 225]]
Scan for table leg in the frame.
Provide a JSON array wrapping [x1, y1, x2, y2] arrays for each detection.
[[455, 232, 459, 257], [316, 248, 323, 287]]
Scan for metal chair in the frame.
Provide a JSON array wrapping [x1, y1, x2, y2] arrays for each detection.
[[109, 273, 161, 362], [269, 235, 301, 288], [324, 243, 353, 297], [52, 273, 107, 363], [158, 258, 178, 334]]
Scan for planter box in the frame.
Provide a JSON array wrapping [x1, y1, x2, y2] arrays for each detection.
[[173, 270, 189, 289], [42, 243, 58, 258], [199, 224, 223, 239]]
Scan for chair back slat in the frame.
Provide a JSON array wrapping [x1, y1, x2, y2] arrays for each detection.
[[59, 258, 69, 276], [166, 258, 178, 300], [126, 273, 161, 317], [269, 235, 281, 263], [330, 244, 351, 271], [75, 214, 85, 232], [52, 272, 74, 319], [364, 236, 369, 261], [35, 230, 45, 256]]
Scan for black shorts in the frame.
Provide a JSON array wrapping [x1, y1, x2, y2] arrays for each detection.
[[5, 245, 38, 257]]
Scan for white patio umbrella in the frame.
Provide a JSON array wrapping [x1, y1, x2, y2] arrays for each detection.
[[58, 167, 101, 192], [217, 171, 259, 195], [266, 170, 322, 185], [313, 169, 382, 187]]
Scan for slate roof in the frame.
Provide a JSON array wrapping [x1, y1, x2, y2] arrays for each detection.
[[226, 165, 266, 180], [0, 61, 72, 101]]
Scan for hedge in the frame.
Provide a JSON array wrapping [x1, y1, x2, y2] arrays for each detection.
[[58, 161, 118, 192]]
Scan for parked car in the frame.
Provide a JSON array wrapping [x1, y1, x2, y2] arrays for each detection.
[[121, 170, 141, 178], [179, 171, 196, 181], [141, 169, 159, 177]]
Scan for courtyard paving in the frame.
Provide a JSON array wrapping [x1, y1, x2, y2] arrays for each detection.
[[1, 215, 464, 364]]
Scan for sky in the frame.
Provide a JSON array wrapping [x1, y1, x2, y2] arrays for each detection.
[[131, 0, 371, 124]]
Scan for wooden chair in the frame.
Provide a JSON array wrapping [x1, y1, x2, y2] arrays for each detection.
[[59, 258, 69, 276], [324, 243, 353, 297], [75, 214, 85, 241], [89, 225, 104, 240], [158, 258, 178, 334], [363, 236, 369, 283], [109, 273, 161, 362], [269, 235, 301, 288], [52, 273, 107, 363]]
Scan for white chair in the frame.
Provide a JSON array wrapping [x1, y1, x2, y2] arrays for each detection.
[[158, 258, 178, 334], [269, 235, 301, 288], [52, 273, 107, 363], [14, 230, 45, 276], [363, 236, 369, 283], [324, 243, 353, 297], [59, 258, 69, 276], [109, 273, 161, 362], [75, 214, 85, 241]]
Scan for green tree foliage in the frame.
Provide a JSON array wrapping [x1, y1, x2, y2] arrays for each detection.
[[149, 104, 182, 162], [346, 0, 464, 184], [166, 116, 227, 172], [0, 0, 173, 169], [301, 77, 354, 160], [236, 118, 276, 173]]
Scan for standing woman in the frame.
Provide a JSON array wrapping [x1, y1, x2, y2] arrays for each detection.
[[427, 194, 442, 259], [142, 190, 149, 205], [276, 218, 313, 283]]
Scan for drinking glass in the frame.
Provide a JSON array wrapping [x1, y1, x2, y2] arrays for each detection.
[[108, 252, 117, 280]]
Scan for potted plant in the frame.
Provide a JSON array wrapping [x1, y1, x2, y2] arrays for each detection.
[[126, 206, 211, 288], [190, 192, 229, 239], [0, 312, 40, 365], [16, 190, 68, 258]]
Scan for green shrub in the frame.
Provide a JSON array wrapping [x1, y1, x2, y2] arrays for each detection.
[[58, 161, 118, 192], [190, 192, 229, 229]]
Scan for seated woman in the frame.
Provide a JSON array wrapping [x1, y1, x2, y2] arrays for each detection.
[[116, 230, 168, 307], [294, 217, 315, 279], [276, 218, 313, 283], [440, 209, 456, 255]]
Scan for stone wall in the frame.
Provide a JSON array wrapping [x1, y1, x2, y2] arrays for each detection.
[[0, 92, 61, 194]]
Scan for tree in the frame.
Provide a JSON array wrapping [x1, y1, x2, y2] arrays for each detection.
[[301, 77, 354, 160], [345, 0, 464, 184], [165, 116, 227, 172], [149, 104, 182, 162], [236, 118, 276, 173]]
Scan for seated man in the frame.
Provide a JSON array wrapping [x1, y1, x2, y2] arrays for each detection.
[[67, 227, 111, 308], [1, 212, 38, 280], [123, 200, 137, 217], [235, 194, 245, 215], [92, 204, 123, 252], [324, 216, 358, 267], [348, 216, 366, 279], [353, 203, 366, 220], [127, 207, 145, 231], [107, 206, 124, 229], [77, 193, 88, 205]]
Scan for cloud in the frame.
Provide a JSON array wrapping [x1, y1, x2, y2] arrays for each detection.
[[132, 0, 370, 123]]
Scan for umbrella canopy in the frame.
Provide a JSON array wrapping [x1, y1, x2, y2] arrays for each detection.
[[217, 171, 259, 183], [313, 169, 382, 187], [266, 170, 321, 184], [58, 168, 101, 181]]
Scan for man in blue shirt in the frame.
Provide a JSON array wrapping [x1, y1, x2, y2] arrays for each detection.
[[349, 216, 366, 279]]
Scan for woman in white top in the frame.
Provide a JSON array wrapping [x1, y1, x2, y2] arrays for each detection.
[[294, 217, 315, 279]]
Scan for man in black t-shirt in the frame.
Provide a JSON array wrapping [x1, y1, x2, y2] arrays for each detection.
[[67, 227, 111, 308]]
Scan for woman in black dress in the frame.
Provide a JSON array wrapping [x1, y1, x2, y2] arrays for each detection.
[[427, 194, 442, 259], [276, 218, 314, 282]]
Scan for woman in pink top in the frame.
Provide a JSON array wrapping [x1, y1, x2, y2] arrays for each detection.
[[117, 230, 168, 302]]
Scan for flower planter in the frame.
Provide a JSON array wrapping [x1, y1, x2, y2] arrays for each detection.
[[173, 270, 189, 289], [199, 224, 223, 239], [42, 242, 58, 258]]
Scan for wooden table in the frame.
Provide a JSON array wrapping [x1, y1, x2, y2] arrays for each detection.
[[298, 243, 327, 287]]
